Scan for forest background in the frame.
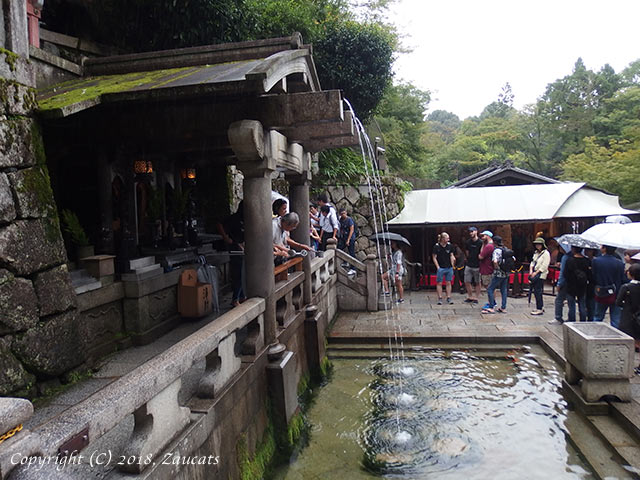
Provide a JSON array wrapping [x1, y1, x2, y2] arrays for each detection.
[[45, 0, 640, 206]]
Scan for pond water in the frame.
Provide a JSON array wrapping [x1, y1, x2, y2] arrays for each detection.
[[274, 346, 594, 479]]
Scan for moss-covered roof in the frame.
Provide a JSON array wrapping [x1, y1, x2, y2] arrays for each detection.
[[37, 59, 262, 117]]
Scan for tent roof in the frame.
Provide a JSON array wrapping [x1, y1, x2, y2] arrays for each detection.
[[388, 183, 637, 226]]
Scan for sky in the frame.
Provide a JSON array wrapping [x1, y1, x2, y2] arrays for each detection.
[[389, 0, 640, 119]]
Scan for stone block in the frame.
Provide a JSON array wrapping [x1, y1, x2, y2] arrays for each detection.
[[129, 256, 156, 270], [327, 186, 344, 203], [581, 378, 632, 403], [266, 351, 298, 426], [33, 264, 76, 317], [80, 254, 115, 278], [0, 80, 36, 116], [0, 173, 16, 223], [564, 322, 635, 379], [343, 185, 360, 206], [0, 269, 38, 334], [0, 397, 33, 434], [78, 299, 124, 356], [0, 338, 35, 396], [0, 218, 66, 275], [12, 310, 86, 376], [0, 50, 36, 87], [0, 117, 38, 169], [8, 166, 56, 219], [197, 333, 241, 398]]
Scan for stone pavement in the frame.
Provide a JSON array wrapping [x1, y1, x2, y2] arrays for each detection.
[[330, 289, 640, 394]]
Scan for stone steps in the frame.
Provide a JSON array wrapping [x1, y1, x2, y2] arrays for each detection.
[[564, 410, 634, 479], [587, 415, 640, 475]]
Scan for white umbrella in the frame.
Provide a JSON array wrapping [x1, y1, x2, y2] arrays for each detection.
[[605, 215, 632, 224], [581, 222, 640, 249]]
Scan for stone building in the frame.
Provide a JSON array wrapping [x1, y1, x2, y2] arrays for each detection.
[[0, 3, 383, 478]]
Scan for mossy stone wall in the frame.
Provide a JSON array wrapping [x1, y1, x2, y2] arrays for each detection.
[[0, 50, 83, 397]]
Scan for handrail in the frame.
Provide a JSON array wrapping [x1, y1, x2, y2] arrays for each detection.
[[335, 248, 366, 271], [2, 298, 265, 477]]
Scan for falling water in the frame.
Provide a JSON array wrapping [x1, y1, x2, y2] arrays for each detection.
[[344, 99, 410, 439]]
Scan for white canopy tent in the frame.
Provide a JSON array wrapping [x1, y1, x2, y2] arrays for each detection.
[[388, 183, 636, 226]]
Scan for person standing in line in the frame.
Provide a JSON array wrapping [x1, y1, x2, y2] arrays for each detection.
[[272, 198, 288, 218], [616, 263, 640, 375], [317, 193, 339, 251], [584, 247, 598, 321], [453, 243, 466, 294], [432, 232, 456, 305], [479, 231, 495, 308], [338, 208, 357, 258], [529, 237, 550, 315], [464, 227, 483, 304], [318, 204, 338, 251], [553, 248, 570, 323], [217, 201, 245, 307], [482, 235, 511, 314], [382, 240, 405, 303], [562, 244, 592, 323], [592, 244, 627, 329]]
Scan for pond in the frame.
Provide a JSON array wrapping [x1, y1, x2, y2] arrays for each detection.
[[274, 345, 595, 479]]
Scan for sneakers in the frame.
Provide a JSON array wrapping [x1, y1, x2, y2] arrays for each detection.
[[547, 319, 563, 325], [482, 303, 492, 310], [437, 298, 443, 305], [464, 298, 474, 303], [383, 291, 391, 296], [481, 308, 495, 314], [397, 298, 405, 304], [531, 309, 544, 316], [446, 298, 453, 305], [634, 366, 640, 376]]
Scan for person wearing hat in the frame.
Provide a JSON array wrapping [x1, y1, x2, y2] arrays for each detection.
[[478, 230, 495, 298], [592, 245, 627, 328], [529, 237, 550, 315], [464, 227, 483, 303], [482, 235, 510, 314]]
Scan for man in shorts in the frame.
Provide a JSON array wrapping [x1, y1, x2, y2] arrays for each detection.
[[478, 230, 495, 297], [464, 226, 482, 304], [432, 232, 456, 305]]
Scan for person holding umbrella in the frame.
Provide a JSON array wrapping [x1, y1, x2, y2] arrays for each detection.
[[616, 263, 640, 375], [382, 240, 405, 303], [592, 245, 627, 329], [529, 237, 550, 315]]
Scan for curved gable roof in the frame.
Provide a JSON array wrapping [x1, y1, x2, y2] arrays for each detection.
[[389, 183, 636, 226]]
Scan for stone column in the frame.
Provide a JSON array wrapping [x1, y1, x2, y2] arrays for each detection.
[[287, 171, 312, 305], [229, 120, 277, 345]]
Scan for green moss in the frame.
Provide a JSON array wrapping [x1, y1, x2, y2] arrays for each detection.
[[237, 423, 276, 480], [37, 65, 202, 111], [31, 369, 92, 406], [30, 121, 47, 166], [0, 47, 19, 72], [16, 166, 56, 217]]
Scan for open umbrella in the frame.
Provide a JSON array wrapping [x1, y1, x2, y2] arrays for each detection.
[[581, 222, 640, 250], [369, 231, 411, 247], [605, 215, 632, 224], [555, 233, 599, 251]]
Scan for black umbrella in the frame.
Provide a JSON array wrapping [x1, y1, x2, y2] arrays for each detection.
[[369, 232, 411, 247], [556, 234, 599, 251]]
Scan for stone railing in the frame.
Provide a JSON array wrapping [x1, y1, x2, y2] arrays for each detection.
[[335, 249, 378, 311], [309, 248, 335, 295], [0, 299, 265, 479]]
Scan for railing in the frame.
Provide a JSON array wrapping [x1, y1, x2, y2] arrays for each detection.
[[0, 299, 265, 478], [310, 248, 335, 295], [334, 249, 378, 311]]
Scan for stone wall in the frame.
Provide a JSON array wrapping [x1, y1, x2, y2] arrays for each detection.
[[0, 44, 82, 396], [318, 176, 407, 261]]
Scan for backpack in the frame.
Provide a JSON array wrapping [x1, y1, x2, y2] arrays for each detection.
[[498, 247, 515, 272]]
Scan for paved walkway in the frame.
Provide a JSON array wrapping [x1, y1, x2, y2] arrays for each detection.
[[330, 289, 640, 396]]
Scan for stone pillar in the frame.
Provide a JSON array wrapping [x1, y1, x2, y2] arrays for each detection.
[[229, 120, 277, 345], [365, 254, 378, 312], [287, 172, 312, 305]]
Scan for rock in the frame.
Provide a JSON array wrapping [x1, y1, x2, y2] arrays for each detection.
[[0, 172, 16, 223], [0, 269, 39, 334], [356, 251, 366, 261], [0, 81, 37, 116], [0, 218, 67, 275], [343, 186, 360, 205], [352, 213, 367, 229], [327, 186, 343, 202], [12, 310, 86, 377], [0, 117, 38, 169], [0, 338, 35, 396], [361, 225, 373, 237], [355, 236, 370, 251], [7, 166, 56, 218], [33, 265, 77, 317]]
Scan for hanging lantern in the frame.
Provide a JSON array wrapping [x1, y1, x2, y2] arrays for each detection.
[[180, 168, 196, 180], [134, 160, 153, 175]]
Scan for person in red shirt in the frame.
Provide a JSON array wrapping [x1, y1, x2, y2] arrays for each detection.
[[478, 230, 495, 297]]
